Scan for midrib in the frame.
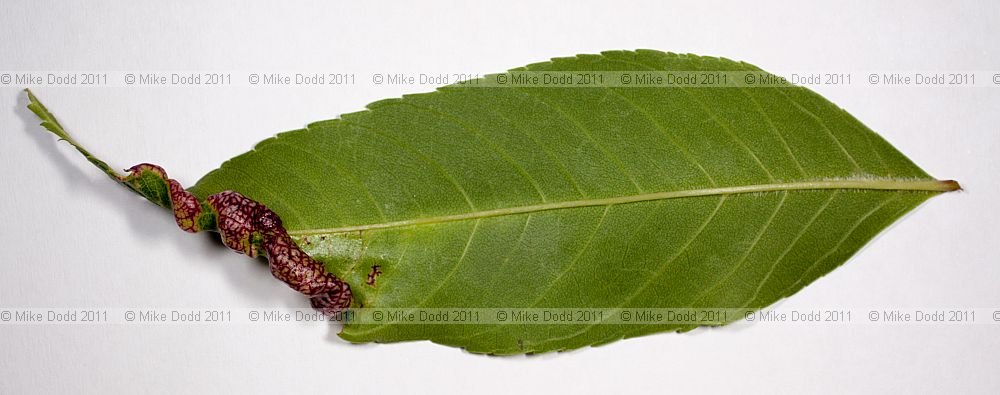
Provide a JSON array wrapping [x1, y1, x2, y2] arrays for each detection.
[[287, 178, 959, 236]]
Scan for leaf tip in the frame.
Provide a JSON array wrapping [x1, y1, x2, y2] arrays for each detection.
[[940, 179, 962, 192]]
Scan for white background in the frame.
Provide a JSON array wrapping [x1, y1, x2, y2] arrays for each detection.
[[1, 1, 998, 393]]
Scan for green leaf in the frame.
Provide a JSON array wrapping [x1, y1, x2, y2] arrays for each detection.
[[32, 50, 959, 354]]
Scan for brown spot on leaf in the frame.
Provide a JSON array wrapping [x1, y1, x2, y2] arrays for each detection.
[[366, 264, 382, 287]]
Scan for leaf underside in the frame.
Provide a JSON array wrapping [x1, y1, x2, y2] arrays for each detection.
[[187, 50, 950, 354]]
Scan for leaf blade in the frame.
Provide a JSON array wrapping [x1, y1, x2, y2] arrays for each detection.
[[187, 50, 955, 354]]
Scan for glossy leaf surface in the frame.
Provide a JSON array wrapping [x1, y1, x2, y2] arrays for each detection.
[[179, 50, 955, 354]]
